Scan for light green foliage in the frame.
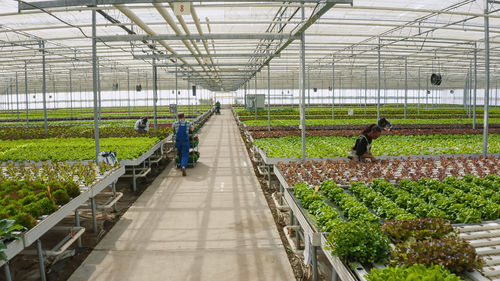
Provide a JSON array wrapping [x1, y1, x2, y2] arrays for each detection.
[[254, 134, 500, 158], [0, 137, 160, 161], [327, 221, 390, 264], [366, 264, 461, 281]]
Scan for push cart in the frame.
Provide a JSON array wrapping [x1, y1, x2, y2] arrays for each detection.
[[176, 131, 200, 168]]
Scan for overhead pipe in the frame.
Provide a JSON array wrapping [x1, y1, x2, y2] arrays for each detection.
[[114, 4, 208, 86], [152, 4, 209, 74], [191, 7, 220, 80], [171, 5, 222, 85]]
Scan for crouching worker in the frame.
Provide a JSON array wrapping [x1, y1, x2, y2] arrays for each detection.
[[135, 117, 149, 134], [173, 112, 194, 176], [378, 117, 393, 131], [348, 124, 382, 162]]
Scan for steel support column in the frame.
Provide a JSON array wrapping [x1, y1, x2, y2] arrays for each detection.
[[244, 82, 247, 108], [469, 64, 473, 118], [25, 61, 29, 124], [175, 63, 178, 114], [153, 58, 158, 133], [69, 70, 73, 118], [97, 58, 102, 124], [255, 74, 258, 120], [52, 76, 56, 115], [364, 67, 367, 115], [92, 3, 100, 161], [377, 38, 381, 120], [15, 72, 19, 120], [307, 67, 310, 115], [41, 41, 48, 134], [127, 68, 131, 116], [404, 57, 408, 119], [267, 63, 271, 132], [332, 57, 335, 120], [473, 44, 478, 129], [483, 0, 490, 155], [418, 67, 421, 115], [300, 4, 306, 161]]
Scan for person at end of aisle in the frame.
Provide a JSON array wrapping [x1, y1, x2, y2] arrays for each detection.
[[134, 117, 149, 134], [348, 124, 382, 162], [173, 112, 194, 176], [378, 117, 393, 132], [215, 101, 221, 114]]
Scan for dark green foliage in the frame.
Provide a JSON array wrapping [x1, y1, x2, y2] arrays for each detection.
[[23, 202, 43, 218], [38, 197, 57, 215], [63, 180, 80, 198], [51, 189, 70, 205], [13, 212, 37, 229], [390, 236, 482, 273], [19, 194, 37, 206], [381, 218, 454, 243]]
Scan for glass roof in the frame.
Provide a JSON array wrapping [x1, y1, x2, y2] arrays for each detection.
[[0, 0, 499, 92]]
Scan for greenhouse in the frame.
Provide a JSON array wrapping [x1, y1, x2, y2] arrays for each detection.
[[1, 0, 500, 280]]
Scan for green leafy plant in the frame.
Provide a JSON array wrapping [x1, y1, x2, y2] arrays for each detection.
[[320, 180, 380, 223], [327, 221, 389, 264], [390, 236, 482, 273], [0, 161, 114, 229], [254, 134, 500, 158], [365, 264, 461, 281], [0, 219, 25, 261], [381, 218, 454, 243], [0, 137, 161, 161]]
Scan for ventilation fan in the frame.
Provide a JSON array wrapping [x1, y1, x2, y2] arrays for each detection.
[[430, 73, 442, 86]]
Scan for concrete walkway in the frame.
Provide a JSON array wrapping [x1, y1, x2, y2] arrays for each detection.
[[69, 109, 295, 281]]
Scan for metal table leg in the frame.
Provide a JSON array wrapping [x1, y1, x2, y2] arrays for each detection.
[[132, 166, 136, 193], [36, 240, 46, 281], [75, 208, 82, 247], [312, 246, 318, 281], [279, 183, 284, 206], [267, 164, 272, 188], [91, 197, 97, 233], [3, 262, 12, 281], [294, 217, 301, 250], [112, 181, 117, 212], [332, 267, 339, 281]]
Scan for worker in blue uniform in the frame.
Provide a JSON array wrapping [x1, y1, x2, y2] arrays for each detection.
[[173, 112, 194, 176]]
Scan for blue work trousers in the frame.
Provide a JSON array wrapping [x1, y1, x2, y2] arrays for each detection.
[[176, 141, 190, 168]]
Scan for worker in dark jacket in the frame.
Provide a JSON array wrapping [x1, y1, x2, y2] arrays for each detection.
[[378, 117, 393, 131], [348, 124, 382, 162], [173, 112, 194, 176], [215, 101, 221, 114]]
